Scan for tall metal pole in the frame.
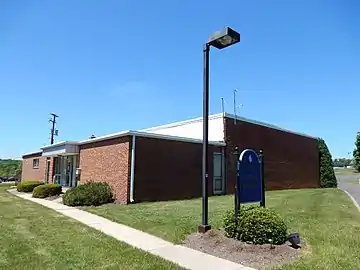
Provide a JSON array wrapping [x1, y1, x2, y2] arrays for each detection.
[[260, 149, 266, 207], [233, 89, 237, 125], [199, 43, 211, 233]]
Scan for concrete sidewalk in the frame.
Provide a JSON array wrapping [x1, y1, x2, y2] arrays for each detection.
[[8, 189, 254, 270]]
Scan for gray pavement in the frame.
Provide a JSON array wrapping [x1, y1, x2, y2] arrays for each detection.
[[337, 173, 360, 206]]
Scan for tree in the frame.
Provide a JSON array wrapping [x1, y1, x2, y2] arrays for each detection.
[[353, 133, 360, 172], [333, 158, 352, 167], [0, 159, 22, 177], [318, 138, 337, 188]]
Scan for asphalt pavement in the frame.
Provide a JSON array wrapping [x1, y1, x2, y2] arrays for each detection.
[[337, 173, 360, 206]]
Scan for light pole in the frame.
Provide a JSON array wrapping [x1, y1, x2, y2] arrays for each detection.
[[198, 27, 240, 233]]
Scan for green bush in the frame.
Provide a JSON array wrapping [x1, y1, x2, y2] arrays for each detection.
[[62, 182, 114, 206], [318, 138, 337, 188], [32, 184, 62, 198], [353, 133, 360, 172], [224, 206, 288, 245], [17, 180, 44, 193]]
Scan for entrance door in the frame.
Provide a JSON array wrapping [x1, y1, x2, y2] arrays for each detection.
[[213, 152, 224, 194], [53, 156, 77, 187], [65, 156, 77, 187]]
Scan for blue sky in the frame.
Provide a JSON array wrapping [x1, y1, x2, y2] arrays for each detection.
[[1, 0, 359, 159]]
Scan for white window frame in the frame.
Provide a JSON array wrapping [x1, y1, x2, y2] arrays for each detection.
[[32, 158, 39, 169]]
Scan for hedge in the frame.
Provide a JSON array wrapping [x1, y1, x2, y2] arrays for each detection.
[[17, 181, 44, 193], [32, 184, 62, 198], [62, 182, 114, 206]]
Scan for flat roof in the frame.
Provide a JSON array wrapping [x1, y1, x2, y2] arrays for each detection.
[[37, 112, 316, 152], [22, 151, 43, 158], [39, 130, 226, 150], [41, 141, 80, 150], [142, 112, 317, 139]]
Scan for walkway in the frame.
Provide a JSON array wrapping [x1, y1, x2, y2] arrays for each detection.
[[8, 189, 254, 270], [337, 173, 360, 211]]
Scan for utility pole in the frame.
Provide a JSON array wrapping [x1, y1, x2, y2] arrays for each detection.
[[49, 113, 59, 145]]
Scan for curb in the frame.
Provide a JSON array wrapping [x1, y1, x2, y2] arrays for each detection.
[[342, 190, 360, 212]]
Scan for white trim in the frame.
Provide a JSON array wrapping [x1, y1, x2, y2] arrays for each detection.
[[141, 114, 222, 132], [141, 112, 317, 140], [79, 130, 226, 146], [22, 151, 42, 158], [33, 112, 315, 156], [41, 141, 80, 150], [239, 149, 261, 163], [129, 135, 136, 203], [41, 143, 80, 157]]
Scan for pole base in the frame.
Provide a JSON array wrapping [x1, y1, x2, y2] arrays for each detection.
[[198, 224, 211, 233]]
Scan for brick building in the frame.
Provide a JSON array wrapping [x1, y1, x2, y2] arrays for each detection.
[[21, 113, 319, 203]]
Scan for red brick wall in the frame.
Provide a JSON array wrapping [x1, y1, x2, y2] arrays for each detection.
[[21, 153, 46, 182], [79, 137, 131, 203], [133, 136, 223, 202], [224, 117, 319, 193]]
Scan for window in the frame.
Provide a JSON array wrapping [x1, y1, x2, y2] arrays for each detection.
[[33, 158, 39, 169]]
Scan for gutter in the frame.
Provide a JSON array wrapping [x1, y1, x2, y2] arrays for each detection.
[[129, 135, 136, 203]]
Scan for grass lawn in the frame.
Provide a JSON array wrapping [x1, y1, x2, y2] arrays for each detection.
[[334, 168, 359, 174], [85, 188, 360, 269], [0, 184, 183, 270]]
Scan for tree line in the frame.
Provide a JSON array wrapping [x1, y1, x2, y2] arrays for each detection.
[[0, 159, 22, 177], [332, 158, 352, 168]]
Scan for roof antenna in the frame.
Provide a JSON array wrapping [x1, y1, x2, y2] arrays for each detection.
[[221, 97, 225, 117], [233, 89, 244, 125]]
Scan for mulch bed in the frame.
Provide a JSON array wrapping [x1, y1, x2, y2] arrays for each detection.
[[182, 229, 303, 269]]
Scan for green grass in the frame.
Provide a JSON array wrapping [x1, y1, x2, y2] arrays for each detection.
[[0, 184, 183, 270], [85, 188, 360, 270], [334, 168, 359, 174]]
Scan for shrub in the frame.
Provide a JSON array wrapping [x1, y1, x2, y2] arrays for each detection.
[[62, 182, 114, 206], [32, 184, 62, 198], [224, 206, 288, 245], [17, 180, 44, 193], [318, 138, 337, 188], [353, 133, 360, 172]]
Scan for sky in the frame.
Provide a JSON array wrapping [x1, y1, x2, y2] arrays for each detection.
[[0, 0, 359, 159]]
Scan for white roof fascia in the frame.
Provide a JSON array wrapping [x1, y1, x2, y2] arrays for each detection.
[[22, 151, 43, 157], [40, 141, 80, 150], [79, 130, 225, 146], [141, 113, 223, 132]]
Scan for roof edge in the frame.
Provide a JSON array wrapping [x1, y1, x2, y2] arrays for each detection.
[[141, 113, 224, 132], [79, 130, 225, 146], [22, 151, 43, 159], [40, 141, 80, 150], [224, 113, 317, 139]]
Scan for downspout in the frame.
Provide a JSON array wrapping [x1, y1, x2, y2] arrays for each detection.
[[129, 135, 136, 203]]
